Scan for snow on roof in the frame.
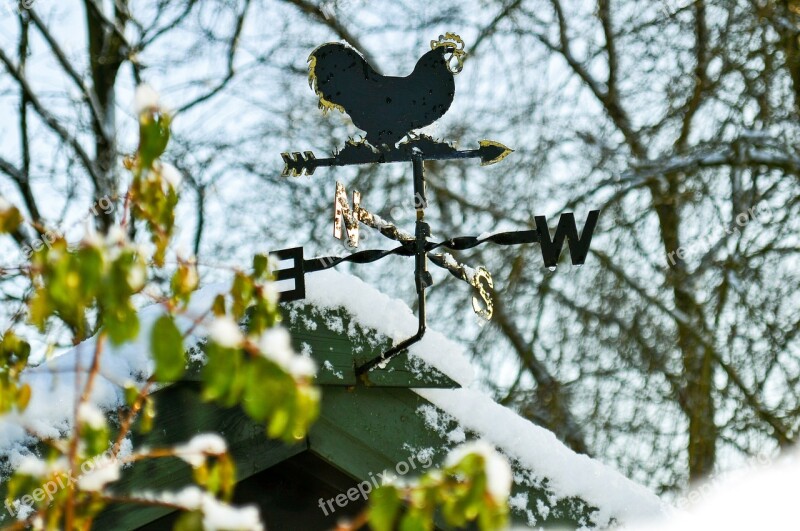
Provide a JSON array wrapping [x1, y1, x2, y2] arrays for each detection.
[[300, 269, 669, 527], [417, 388, 670, 527], [1, 268, 669, 529], [0, 267, 472, 467], [0, 283, 228, 468], [299, 269, 474, 386]]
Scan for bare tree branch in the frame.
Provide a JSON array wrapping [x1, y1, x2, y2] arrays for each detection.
[[0, 47, 103, 192]]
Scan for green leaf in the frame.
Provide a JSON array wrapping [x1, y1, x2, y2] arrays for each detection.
[[400, 509, 431, 531], [138, 112, 171, 169], [267, 407, 290, 439], [105, 304, 140, 345], [253, 254, 269, 278], [202, 343, 236, 402], [81, 422, 110, 458], [124, 383, 140, 407], [369, 487, 402, 531], [151, 315, 185, 381], [218, 454, 236, 501], [212, 294, 226, 317], [15, 384, 31, 412], [230, 272, 252, 320], [0, 205, 22, 234], [140, 397, 156, 434], [173, 510, 203, 531], [171, 262, 199, 303]]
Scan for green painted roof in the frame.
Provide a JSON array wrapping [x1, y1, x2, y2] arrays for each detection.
[[2, 273, 666, 530], [90, 301, 603, 530]]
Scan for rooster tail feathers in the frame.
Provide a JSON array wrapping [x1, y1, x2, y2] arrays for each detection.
[[307, 42, 373, 116], [307, 49, 346, 115]]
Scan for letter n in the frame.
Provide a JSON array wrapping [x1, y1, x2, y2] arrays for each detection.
[[334, 181, 364, 248], [535, 210, 599, 267]]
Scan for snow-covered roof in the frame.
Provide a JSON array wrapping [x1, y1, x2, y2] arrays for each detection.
[[300, 270, 670, 527], [417, 388, 666, 527], [298, 270, 474, 387], [1, 269, 670, 528]]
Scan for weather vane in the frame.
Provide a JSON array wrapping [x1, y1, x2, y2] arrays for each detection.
[[272, 34, 599, 375]]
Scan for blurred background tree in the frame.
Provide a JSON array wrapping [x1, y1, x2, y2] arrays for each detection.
[[1, 0, 799, 498]]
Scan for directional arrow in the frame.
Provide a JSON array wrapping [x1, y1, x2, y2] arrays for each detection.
[[281, 139, 513, 177]]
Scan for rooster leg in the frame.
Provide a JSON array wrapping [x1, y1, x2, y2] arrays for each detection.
[[347, 135, 383, 152], [347, 135, 379, 153], [365, 134, 397, 152]]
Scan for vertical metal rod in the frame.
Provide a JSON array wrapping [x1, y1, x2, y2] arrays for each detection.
[[412, 153, 430, 339], [356, 154, 430, 376]]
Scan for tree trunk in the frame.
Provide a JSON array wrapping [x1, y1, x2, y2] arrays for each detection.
[[85, 0, 128, 231], [653, 175, 716, 481]]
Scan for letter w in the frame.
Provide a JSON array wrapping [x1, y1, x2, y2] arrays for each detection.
[[334, 181, 367, 248], [535, 211, 599, 267]]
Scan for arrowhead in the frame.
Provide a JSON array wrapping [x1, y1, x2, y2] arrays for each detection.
[[478, 140, 513, 166]]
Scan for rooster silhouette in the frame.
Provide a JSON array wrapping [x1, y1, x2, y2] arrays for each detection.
[[308, 33, 467, 148]]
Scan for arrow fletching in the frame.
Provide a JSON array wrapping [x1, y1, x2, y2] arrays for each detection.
[[281, 151, 317, 177]]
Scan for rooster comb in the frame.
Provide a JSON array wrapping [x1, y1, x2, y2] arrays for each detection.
[[431, 33, 467, 74]]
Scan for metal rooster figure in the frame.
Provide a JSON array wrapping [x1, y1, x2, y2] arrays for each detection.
[[275, 34, 599, 376], [308, 34, 465, 147], [282, 34, 512, 174]]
